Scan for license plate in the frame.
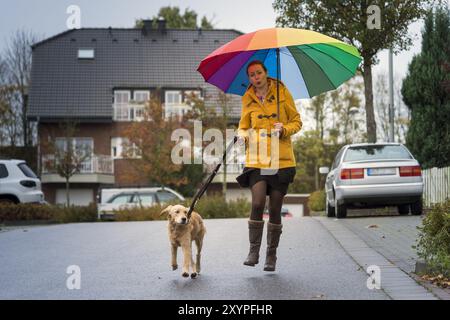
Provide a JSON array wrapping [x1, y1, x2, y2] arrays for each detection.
[[367, 168, 396, 176]]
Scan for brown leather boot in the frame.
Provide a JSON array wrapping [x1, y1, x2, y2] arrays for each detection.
[[264, 222, 282, 271], [243, 220, 265, 266]]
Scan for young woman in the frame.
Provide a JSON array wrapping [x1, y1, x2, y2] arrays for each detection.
[[236, 60, 302, 271]]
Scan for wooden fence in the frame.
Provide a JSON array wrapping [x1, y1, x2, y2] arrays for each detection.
[[422, 166, 450, 207]]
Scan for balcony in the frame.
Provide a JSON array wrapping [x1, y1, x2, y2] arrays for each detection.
[[41, 154, 114, 184]]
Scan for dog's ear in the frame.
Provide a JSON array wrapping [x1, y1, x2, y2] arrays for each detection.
[[159, 205, 173, 217]]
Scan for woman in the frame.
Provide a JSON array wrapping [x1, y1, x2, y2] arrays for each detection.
[[236, 60, 302, 271]]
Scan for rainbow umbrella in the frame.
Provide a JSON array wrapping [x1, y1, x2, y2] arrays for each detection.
[[197, 28, 362, 118]]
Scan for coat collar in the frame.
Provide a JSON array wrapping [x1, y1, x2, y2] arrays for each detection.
[[242, 77, 286, 107]]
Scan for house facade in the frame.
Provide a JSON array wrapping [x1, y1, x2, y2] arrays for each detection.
[[28, 20, 249, 205]]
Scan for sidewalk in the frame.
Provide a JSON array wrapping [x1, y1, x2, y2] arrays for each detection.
[[315, 215, 439, 300]]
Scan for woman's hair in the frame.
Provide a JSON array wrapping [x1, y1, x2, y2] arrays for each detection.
[[246, 60, 267, 76]]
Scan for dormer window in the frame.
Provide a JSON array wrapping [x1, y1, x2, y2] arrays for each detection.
[[78, 49, 95, 59]]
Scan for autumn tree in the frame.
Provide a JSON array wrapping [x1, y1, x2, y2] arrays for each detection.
[[121, 94, 207, 197], [273, 0, 432, 142]]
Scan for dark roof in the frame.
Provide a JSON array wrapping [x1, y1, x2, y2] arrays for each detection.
[[28, 27, 244, 121]]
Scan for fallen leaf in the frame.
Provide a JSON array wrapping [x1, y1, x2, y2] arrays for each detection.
[[366, 224, 379, 229]]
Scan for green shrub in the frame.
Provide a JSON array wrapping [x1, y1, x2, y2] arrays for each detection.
[[114, 195, 251, 221], [308, 190, 326, 212], [53, 204, 98, 223], [0, 203, 98, 224], [414, 200, 450, 277]]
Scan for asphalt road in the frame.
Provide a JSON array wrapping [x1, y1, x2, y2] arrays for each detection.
[[0, 217, 389, 300]]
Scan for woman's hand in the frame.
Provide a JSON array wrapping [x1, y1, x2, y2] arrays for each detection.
[[274, 122, 284, 137], [237, 136, 246, 146]]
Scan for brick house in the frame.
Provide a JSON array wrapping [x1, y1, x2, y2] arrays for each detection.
[[27, 20, 248, 205]]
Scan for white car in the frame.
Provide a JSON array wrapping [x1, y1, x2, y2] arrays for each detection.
[[321, 143, 423, 218], [0, 159, 45, 204], [97, 187, 185, 219]]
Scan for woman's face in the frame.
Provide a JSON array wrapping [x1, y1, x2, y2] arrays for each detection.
[[248, 64, 268, 90]]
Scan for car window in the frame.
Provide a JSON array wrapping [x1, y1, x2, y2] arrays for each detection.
[[137, 194, 155, 205], [156, 190, 177, 203], [0, 164, 8, 178], [18, 163, 38, 178], [344, 145, 413, 162], [108, 194, 132, 204], [332, 148, 345, 169]]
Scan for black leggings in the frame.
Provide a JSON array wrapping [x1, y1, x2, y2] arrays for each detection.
[[250, 180, 284, 224]]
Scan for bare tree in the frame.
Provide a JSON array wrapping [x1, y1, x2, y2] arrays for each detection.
[[43, 120, 92, 206], [3, 30, 40, 147]]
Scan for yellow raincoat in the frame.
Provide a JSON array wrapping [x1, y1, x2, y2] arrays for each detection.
[[237, 77, 302, 169]]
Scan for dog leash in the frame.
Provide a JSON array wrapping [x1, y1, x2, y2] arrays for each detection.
[[187, 136, 238, 220]]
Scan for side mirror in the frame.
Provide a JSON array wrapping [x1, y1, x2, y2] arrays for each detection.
[[319, 167, 329, 175]]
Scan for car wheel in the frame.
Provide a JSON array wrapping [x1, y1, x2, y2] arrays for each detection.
[[335, 199, 347, 219], [411, 199, 423, 216], [398, 204, 410, 215], [326, 196, 335, 217]]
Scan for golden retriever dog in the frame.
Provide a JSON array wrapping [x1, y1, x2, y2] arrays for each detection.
[[160, 205, 206, 278]]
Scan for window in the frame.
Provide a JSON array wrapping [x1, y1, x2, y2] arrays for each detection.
[[165, 91, 182, 104], [78, 49, 95, 59], [114, 91, 130, 104], [343, 145, 413, 162], [55, 138, 93, 171], [165, 90, 192, 119], [0, 164, 8, 178], [157, 190, 177, 203], [108, 194, 132, 204], [133, 91, 150, 103], [18, 163, 38, 179], [111, 137, 141, 159], [137, 193, 155, 205]]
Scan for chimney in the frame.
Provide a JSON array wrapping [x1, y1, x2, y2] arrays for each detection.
[[157, 17, 167, 34], [142, 19, 153, 35]]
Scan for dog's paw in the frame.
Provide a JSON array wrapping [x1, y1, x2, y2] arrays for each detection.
[[172, 265, 178, 271], [182, 272, 189, 278], [190, 273, 197, 279]]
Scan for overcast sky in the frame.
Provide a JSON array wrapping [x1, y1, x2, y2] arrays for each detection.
[[0, 0, 439, 82]]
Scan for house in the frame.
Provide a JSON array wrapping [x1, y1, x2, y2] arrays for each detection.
[[27, 20, 249, 205]]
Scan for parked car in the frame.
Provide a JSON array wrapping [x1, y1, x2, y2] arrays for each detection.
[[97, 187, 185, 219], [263, 206, 293, 219], [0, 159, 45, 204], [320, 143, 424, 218]]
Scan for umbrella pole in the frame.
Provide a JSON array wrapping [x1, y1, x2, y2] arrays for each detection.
[[276, 48, 280, 122]]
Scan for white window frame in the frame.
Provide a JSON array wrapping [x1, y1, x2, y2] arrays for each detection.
[[114, 90, 130, 104], [133, 90, 150, 103], [78, 49, 95, 59]]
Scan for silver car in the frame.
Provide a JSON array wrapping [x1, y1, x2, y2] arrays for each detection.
[[320, 143, 423, 218]]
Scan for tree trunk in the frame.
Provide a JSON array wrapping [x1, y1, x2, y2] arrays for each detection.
[[66, 178, 70, 207], [363, 61, 377, 142]]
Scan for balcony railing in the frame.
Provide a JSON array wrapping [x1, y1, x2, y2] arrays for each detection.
[[42, 154, 114, 175]]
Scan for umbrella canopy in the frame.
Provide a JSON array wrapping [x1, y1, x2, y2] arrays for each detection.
[[197, 28, 362, 99]]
